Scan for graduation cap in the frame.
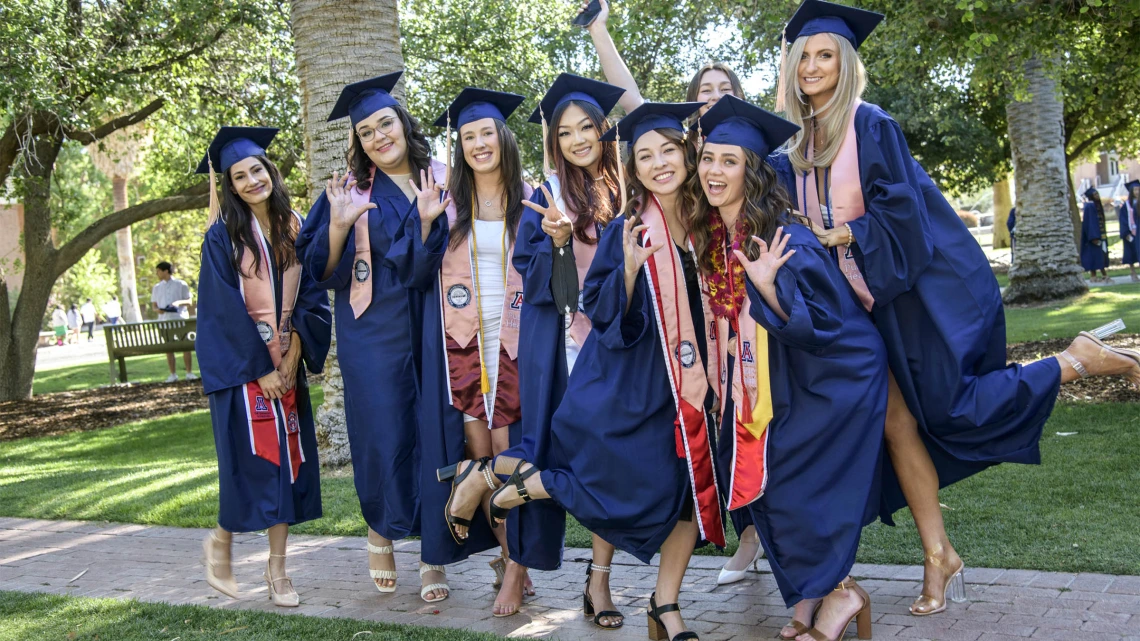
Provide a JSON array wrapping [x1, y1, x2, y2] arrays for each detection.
[[1125, 180, 1140, 193], [327, 71, 403, 126], [527, 73, 625, 125], [599, 102, 704, 145], [433, 88, 525, 129], [697, 95, 800, 159], [195, 126, 278, 175], [197, 127, 280, 227], [1084, 187, 1101, 200], [775, 0, 884, 111]]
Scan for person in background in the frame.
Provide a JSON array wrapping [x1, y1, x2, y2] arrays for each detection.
[[1080, 188, 1110, 284], [51, 304, 68, 346], [66, 303, 81, 345], [103, 295, 123, 325], [80, 297, 97, 341], [1006, 207, 1015, 255], [152, 261, 199, 382], [1118, 180, 1139, 282]]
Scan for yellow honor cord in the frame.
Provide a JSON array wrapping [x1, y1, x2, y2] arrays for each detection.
[[741, 321, 774, 440], [467, 211, 510, 396]]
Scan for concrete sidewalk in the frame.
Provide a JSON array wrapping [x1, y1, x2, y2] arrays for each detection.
[[1, 517, 1137, 640]]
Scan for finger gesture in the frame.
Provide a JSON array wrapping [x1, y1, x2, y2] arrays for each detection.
[[733, 228, 795, 292], [622, 218, 663, 277], [523, 185, 572, 247], [410, 168, 452, 225], [327, 170, 377, 231]]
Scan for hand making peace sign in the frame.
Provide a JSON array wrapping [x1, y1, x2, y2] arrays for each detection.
[[522, 185, 573, 248]]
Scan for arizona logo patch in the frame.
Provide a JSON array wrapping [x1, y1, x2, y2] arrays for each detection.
[[510, 291, 523, 309], [740, 340, 755, 364], [286, 411, 300, 435], [254, 395, 269, 413]]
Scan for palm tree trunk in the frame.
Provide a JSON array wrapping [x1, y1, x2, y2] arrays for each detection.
[[290, 0, 406, 465], [1002, 57, 1088, 304], [111, 176, 143, 323]]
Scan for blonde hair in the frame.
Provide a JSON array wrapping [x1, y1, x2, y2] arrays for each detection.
[[779, 33, 866, 173]]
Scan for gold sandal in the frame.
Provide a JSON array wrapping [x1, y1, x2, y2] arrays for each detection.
[[803, 580, 871, 640]]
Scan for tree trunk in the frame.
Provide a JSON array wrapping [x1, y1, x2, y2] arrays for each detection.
[[290, 0, 406, 465], [992, 175, 1012, 250], [1063, 160, 1083, 247], [1002, 57, 1088, 304], [112, 176, 143, 323]]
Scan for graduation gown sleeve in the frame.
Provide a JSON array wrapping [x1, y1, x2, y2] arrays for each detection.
[[386, 204, 448, 291], [582, 216, 651, 350], [196, 224, 276, 395], [845, 108, 936, 306], [745, 234, 844, 352], [295, 192, 355, 291], [289, 252, 333, 376]]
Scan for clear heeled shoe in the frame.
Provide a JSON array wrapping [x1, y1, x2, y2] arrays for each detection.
[[910, 554, 967, 616]]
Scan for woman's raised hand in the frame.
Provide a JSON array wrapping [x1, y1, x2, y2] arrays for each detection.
[[410, 168, 452, 225], [622, 217, 663, 277], [523, 185, 573, 248], [327, 170, 377, 231], [734, 228, 795, 292]]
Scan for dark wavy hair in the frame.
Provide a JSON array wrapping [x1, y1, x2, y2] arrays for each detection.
[[220, 155, 298, 278], [547, 99, 620, 244], [688, 147, 797, 276], [624, 127, 699, 228], [347, 103, 432, 192], [447, 119, 525, 249]]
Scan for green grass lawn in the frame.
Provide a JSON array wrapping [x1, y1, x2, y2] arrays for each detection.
[[2, 402, 1136, 574], [994, 265, 1137, 290], [0, 591, 504, 641], [34, 353, 200, 395], [1003, 282, 1140, 342]]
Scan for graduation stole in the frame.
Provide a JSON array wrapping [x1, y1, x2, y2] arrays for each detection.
[[697, 228, 773, 511], [438, 181, 533, 428], [1126, 201, 1137, 235], [546, 174, 598, 348], [639, 196, 725, 547], [801, 99, 874, 312], [239, 214, 305, 483]]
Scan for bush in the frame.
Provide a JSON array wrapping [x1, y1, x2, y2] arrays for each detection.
[[958, 210, 979, 227]]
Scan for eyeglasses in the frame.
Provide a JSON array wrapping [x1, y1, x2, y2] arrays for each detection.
[[356, 118, 397, 143]]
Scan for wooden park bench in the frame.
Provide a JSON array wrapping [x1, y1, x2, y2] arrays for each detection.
[[104, 318, 197, 383]]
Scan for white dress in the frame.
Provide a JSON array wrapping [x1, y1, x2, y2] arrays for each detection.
[[462, 219, 506, 423]]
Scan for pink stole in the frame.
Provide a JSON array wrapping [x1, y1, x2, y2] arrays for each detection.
[[239, 214, 304, 483], [801, 99, 875, 311], [640, 196, 725, 547], [439, 181, 533, 428], [1127, 201, 1137, 235]]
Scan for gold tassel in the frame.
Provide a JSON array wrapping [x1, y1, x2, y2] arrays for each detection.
[[540, 103, 551, 177], [480, 362, 490, 394], [444, 112, 452, 188], [775, 28, 789, 113], [616, 127, 627, 216], [207, 159, 221, 226]]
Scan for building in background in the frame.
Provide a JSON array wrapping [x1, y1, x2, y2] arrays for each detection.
[[1073, 151, 1140, 203]]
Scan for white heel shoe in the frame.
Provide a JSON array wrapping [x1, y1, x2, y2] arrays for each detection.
[[368, 542, 397, 593], [716, 542, 764, 585]]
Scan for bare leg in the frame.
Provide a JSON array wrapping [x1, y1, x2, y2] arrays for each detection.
[[210, 526, 234, 581], [266, 523, 297, 604], [654, 518, 698, 639], [588, 535, 621, 627], [794, 576, 867, 641], [881, 371, 962, 614], [183, 352, 194, 374], [367, 528, 396, 590], [166, 352, 176, 375], [1057, 334, 1140, 383], [722, 525, 761, 571]]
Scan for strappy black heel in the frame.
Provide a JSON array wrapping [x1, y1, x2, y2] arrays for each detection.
[[488, 460, 538, 527], [583, 563, 623, 629], [437, 457, 495, 545], [647, 592, 698, 641]]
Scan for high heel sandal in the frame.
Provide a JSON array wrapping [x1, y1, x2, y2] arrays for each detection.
[[1065, 319, 1140, 387], [778, 600, 822, 640], [647, 592, 698, 641], [419, 563, 449, 603], [802, 580, 871, 641], [202, 530, 240, 599], [437, 457, 497, 544], [264, 555, 299, 608], [488, 460, 538, 527], [367, 542, 397, 593], [583, 563, 623, 630], [490, 554, 507, 589], [910, 554, 966, 616]]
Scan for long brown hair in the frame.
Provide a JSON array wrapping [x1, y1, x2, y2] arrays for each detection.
[[547, 99, 620, 244], [685, 62, 745, 103], [688, 148, 796, 276], [624, 128, 699, 228], [447, 119, 525, 249], [347, 103, 433, 192], [220, 155, 298, 277]]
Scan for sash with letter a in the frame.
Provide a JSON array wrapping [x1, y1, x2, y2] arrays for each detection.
[[239, 214, 305, 483]]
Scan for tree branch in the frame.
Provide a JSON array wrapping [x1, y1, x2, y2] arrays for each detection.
[[1068, 118, 1133, 161], [54, 182, 209, 275], [63, 98, 166, 145], [110, 21, 235, 79]]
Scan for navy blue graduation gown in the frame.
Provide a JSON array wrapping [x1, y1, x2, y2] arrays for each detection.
[[197, 222, 330, 533], [772, 103, 1062, 522], [540, 215, 690, 564], [729, 224, 886, 607], [1081, 202, 1109, 272], [498, 184, 570, 571], [295, 172, 422, 540], [388, 209, 500, 566], [1120, 201, 1140, 265]]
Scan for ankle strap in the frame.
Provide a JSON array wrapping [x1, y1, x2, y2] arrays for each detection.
[[834, 579, 858, 592], [269, 553, 287, 558], [1060, 350, 1089, 378], [589, 563, 611, 573], [652, 601, 681, 616]]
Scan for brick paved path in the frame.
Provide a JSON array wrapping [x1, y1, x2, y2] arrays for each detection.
[[2, 517, 1137, 640]]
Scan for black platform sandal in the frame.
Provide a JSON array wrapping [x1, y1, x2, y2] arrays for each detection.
[[437, 457, 495, 545], [647, 592, 698, 641], [584, 563, 624, 630], [488, 460, 538, 527]]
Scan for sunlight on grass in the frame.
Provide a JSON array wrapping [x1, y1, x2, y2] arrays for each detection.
[[1004, 283, 1140, 342], [33, 354, 201, 395]]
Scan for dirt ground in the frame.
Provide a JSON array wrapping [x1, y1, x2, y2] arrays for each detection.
[[2, 337, 1138, 442]]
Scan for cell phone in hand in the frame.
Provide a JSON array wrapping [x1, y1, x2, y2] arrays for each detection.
[[573, 0, 602, 27]]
